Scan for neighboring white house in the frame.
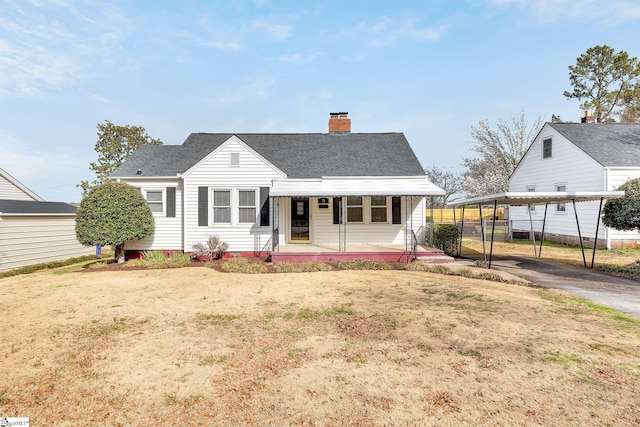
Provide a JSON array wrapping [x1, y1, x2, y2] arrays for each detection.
[[0, 168, 94, 272], [509, 122, 640, 249], [109, 113, 445, 261]]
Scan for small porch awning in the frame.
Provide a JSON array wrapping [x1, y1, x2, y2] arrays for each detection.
[[270, 176, 446, 197]]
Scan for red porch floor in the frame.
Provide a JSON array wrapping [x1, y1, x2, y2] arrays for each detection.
[[269, 243, 454, 264]]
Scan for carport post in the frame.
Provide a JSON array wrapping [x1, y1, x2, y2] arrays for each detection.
[[479, 203, 486, 262], [572, 199, 587, 268], [488, 200, 497, 269], [539, 203, 548, 257], [528, 204, 537, 257], [591, 197, 604, 269]]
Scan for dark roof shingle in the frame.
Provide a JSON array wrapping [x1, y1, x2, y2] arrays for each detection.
[[0, 199, 77, 215], [549, 123, 640, 167], [111, 133, 426, 178]]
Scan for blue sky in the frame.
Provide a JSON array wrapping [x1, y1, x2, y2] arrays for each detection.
[[2, 0, 640, 202]]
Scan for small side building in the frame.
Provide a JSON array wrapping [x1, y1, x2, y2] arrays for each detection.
[[0, 168, 94, 272]]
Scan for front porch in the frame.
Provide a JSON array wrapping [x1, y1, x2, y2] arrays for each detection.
[[269, 243, 453, 264]]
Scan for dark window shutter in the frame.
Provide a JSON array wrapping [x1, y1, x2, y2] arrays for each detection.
[[260, 187, 270, 226], [166, 187, 176, 218], [198, 187, 208, 226], [333, 197, 342, 224], [392, 196, 402, 224]]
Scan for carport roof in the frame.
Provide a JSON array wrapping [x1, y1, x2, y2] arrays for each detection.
[[446, 191, 625, 207]]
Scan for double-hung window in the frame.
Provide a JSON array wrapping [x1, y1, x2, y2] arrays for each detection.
[[213, 190, 231, 223], [144, 190, 163, 214], [238, 190, 256, 223], [543, 138, 552, 159], [370, 196, 388, 223], [556, 184, 566, 212], [347, 196, 363, 223]]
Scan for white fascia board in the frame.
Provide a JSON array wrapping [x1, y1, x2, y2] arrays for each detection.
[[447, 191, 625, 207], [271, 176, 445, 197]]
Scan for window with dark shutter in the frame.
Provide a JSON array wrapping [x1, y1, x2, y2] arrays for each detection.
[[166, 187, 176, 218], [198, 187, 208, 226], [260, 187, 270, 226], [392, 196, 401, 224]]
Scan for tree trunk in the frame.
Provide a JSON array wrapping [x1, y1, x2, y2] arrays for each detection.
[[115, 243, 125, 263]]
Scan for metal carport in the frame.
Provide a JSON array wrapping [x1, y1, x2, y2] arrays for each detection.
[[447, 191, 624, 269]]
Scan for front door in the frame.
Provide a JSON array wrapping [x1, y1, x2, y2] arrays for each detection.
[[290, 197, 309, 240]]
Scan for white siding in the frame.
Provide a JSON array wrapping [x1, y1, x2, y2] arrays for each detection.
[[509, 125, 605, 239], [0, 216, 94, 272], [122, 179, 183, 252], [0, 174, 37, 200], [183, 136, 284, 253], [310, 196, 425, 245]]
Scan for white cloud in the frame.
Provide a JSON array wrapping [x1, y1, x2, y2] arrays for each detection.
[[486, 0, 640, 24], [0, 0, 132, 97], [348, 16, 447, 47], [251, 15, 296, 41], [273, 50, 322, 63]]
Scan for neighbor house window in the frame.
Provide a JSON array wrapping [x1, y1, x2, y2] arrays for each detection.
[[213, 190, 231, 223], [238, 190, 256, 223], [556, 184, 566, 212], [144, 190, 163, 213], [527, 186, 536, 212], [347, 196, 363, 222], [543, 138, 552, 159], [370, 196, 388, 223]]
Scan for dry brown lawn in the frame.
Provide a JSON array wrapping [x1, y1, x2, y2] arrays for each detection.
[[1, 266, 639, 426]]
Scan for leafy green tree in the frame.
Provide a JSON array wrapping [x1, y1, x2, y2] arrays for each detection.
[[79, 120, 163, 192], [564, 45, 640, 123], [602, 178, 640, 231], [75, 181, 155, 262], [461, 113, 543, 197]]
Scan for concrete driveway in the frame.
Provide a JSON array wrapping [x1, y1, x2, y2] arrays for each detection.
[[470, 255, 640, 318]]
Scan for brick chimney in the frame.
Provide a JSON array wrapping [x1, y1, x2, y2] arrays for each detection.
[[581, 109, 595, 123], [328, 112, 351, 133]]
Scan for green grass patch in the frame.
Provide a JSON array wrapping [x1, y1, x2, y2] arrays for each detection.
[[126, 251, 192, 269], [0, 253, 112, 278], [220, 257, 269, 273], [598, 261, 640, 279]]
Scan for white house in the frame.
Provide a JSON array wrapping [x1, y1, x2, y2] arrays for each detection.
[[509, 122, 640, 249], [0, 168, 94, 272], [110, 113, 445, 262]]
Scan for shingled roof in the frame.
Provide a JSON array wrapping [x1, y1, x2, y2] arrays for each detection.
[[110, 133, 426, 178], [0, 199, 77, 215], [548, 122, 640, 167]]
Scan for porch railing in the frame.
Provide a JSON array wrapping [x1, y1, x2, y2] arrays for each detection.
[[272, 226, 279, 252]]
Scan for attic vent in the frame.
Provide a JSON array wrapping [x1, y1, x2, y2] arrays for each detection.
[[230, 153, 240, 167]]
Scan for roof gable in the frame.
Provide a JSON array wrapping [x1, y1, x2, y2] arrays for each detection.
[[548, 123, 640, 167], [110, 133, 426, 179], [0, 168, 44, 201]]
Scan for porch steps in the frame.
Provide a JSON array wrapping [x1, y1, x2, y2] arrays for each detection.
[[414, 253, 455, 264]]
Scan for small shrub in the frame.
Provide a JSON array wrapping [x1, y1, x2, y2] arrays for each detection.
[[426, 264, 452, 275], [192, 235, 229, 260], [274, 261, 332, 273], [433, 224, 460, 257], [405, 262, 430, 271], [126, 251, 192, 269], [221, 257, 269, 274], [455, 268, 475, 278], [337, 259, 393, 270]]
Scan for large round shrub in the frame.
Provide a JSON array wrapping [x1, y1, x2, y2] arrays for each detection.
[[602, 178, 640, 232], [75, 181, 154, 262]]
